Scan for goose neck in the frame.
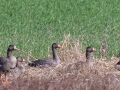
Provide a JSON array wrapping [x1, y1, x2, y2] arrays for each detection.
[[52, 47, 56, 59], [7, 49, 12, 57], [52, 47, 60, 63], [86, 52, 91, 62]]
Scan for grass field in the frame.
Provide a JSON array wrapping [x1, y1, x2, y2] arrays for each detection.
[[1, 1, 120, 89], [0, 0, 120, 59]]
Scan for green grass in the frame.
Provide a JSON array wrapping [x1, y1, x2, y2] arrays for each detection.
[[0, 0, 120, 59]]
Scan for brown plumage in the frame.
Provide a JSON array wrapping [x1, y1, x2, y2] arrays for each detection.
[[67, 46, 96, 72], [12, 56, 25, 77], [0, 45, 18, 84], [16, 56, 25, 62], [28, 43, 62, 67]]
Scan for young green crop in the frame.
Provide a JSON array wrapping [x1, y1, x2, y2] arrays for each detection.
[[0, 0, 120, 59]]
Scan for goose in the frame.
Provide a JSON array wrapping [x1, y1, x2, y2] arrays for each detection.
[[67, 46, 96, 71], [0, 45, 18, 84], [28, 43, 61, 67], [11, 56, 25, 77], [75, 46, 96, 67]]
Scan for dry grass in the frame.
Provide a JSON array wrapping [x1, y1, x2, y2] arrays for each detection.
[[0, 34, 120, 90]]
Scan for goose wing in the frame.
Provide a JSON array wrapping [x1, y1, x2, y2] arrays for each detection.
[[28, 58, 54, 67]]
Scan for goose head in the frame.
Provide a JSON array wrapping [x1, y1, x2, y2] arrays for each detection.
[[8, 45, 19, 51], [86, 46, 96, 62], [52, 43, 62, 49], [86, 46, 96, 53], [16, 56, 25, 62]]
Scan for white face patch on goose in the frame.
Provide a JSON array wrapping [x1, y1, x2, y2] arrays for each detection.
[[14, 46, 19, 50], [92, 48, 96, 52], [57, 44, 62, 48]]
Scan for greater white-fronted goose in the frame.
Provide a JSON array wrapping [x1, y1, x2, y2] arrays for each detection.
[[67, 46, 96, 71], [11, 56, 25, 77], [0, 45, 18, 84], [28, 43, 61, 67]]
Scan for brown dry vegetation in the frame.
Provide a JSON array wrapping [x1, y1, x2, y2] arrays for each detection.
[[0, 34, 120, 90]]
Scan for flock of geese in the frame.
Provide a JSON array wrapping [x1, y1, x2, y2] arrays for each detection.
[[0, 43, 120, 85]]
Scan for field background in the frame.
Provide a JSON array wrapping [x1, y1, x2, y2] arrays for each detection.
[[0, 0, 120, 59]]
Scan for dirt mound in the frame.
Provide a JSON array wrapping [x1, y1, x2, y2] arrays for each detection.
[[0, 35, 120, 90]]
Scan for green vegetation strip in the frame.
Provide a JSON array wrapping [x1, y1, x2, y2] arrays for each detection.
[[0, 0, 120, 59]]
